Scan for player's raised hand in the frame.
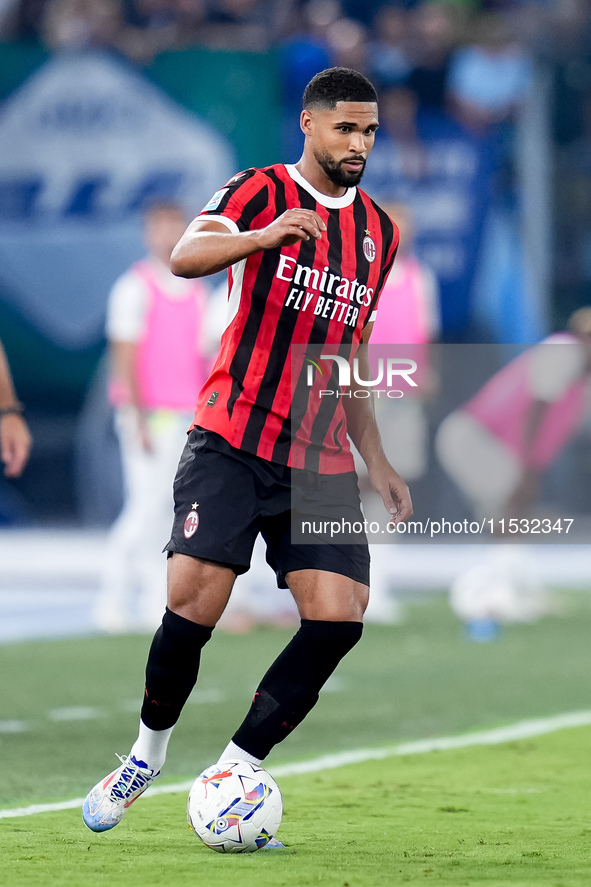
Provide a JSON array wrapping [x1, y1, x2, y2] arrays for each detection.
[[257, 209, 326, 249]]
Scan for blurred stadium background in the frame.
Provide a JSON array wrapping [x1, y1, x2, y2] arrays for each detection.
[[0, 0, 591, 786]]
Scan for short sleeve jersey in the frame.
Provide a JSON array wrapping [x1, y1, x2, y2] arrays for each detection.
[[192, 163, 398, 473]]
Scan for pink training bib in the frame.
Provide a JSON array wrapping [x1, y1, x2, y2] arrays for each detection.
[[371, 255, 432, 345], [463, 333, 587, 469], [111, 260, 208, 412]]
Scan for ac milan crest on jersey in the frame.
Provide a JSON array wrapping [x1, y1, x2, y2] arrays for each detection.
[[191, 163, 399, 473], [363, 232, 376, 263], [184, 504, 200, 538]]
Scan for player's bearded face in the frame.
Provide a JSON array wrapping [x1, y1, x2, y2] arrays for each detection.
[[313, 148, 367, 187]]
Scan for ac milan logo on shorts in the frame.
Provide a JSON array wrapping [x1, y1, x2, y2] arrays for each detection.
[[363, 234, 376, 263], [184, 509, 199, 539]]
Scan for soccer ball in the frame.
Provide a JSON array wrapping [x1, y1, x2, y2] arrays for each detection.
[[187, 760, 283, 853]]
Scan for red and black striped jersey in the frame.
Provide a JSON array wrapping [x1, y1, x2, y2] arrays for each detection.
[[192, 163, 398, 473]]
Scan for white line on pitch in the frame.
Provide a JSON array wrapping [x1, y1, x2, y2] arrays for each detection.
[[0, 721, 28, 734], [2, 709, 591, 821], [47, 707, 102, 722]]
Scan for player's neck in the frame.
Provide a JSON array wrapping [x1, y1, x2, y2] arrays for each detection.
[[293, 158, 348, 199]]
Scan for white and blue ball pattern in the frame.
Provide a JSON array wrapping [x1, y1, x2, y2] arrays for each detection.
[[187, 760, 283, 853]]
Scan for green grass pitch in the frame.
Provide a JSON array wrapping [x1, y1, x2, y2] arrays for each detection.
[[3, 727, 591, 886], [1, 596, 591, 884]]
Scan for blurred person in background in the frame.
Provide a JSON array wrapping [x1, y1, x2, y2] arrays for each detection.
[[407, 2, 460, 114], [0, 339, 32, 479], [170, 0, 210, 48], [42, 0, 123, 51], [40, 0, 193, 59], [0, 0, 46, 40], [436, 308, 591, 641], [0, 0, 20, 37], [356, 201, 440, 624], [373, 84, 426, 180], [339, 0, 381, 27], [204, 0, 276, 49], [115, 0, 180, 60], [368, 5, 412, 92], [94, 201, 210, 634], [545, 0, 591, 320], [436, 307, 591, 523], [447, 12, 532, 136], [370, 201, 440, 350], [324, 13, 367, 72]]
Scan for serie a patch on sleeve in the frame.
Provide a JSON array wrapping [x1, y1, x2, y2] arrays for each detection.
[[201, 188, 228, 213]]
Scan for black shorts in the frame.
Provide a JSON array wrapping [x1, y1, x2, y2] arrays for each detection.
[[165, 427, 370, 589]]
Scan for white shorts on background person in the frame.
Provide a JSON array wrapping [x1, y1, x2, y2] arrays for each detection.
[[94, 407, 194, 633]]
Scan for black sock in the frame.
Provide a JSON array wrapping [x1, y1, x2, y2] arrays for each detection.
[[232, 619, 363, 760], [141, 607, 213, 730]]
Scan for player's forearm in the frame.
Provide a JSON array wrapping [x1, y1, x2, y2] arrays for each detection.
[[343, 393, 388, 471], [170, 230, 266, 278], [343, 340, 388, 469], [0, 342, 19, 410], [111, 341, 145, 413]]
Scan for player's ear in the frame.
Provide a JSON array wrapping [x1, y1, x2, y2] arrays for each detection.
[[300, 109, 313, 136]]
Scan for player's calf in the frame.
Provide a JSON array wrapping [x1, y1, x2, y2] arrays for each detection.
[[141, 607, 214, 731], [230, 619, 363, 760]]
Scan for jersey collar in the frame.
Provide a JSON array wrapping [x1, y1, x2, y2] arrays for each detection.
[[285, 164, 357, 209]]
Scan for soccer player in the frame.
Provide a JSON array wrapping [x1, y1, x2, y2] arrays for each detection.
[[83, 67, 412, 836], [94, 201, 210, 634], [0, 338, 31, 479]]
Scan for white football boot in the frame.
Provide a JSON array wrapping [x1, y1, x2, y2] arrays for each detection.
[[82, 754, 159, 832], [262, 837, 285, 849]]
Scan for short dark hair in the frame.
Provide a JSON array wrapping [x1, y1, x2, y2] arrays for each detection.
[[302, 67, 378, 110]]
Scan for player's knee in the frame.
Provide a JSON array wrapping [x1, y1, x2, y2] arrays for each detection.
[[152, 607, 214, 667], [299, 586, 369, 623], [357, 584, 370, 618], [299, 617, 363, 659], [166, 553, 234, 625], [334, 585, 369, 622]]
